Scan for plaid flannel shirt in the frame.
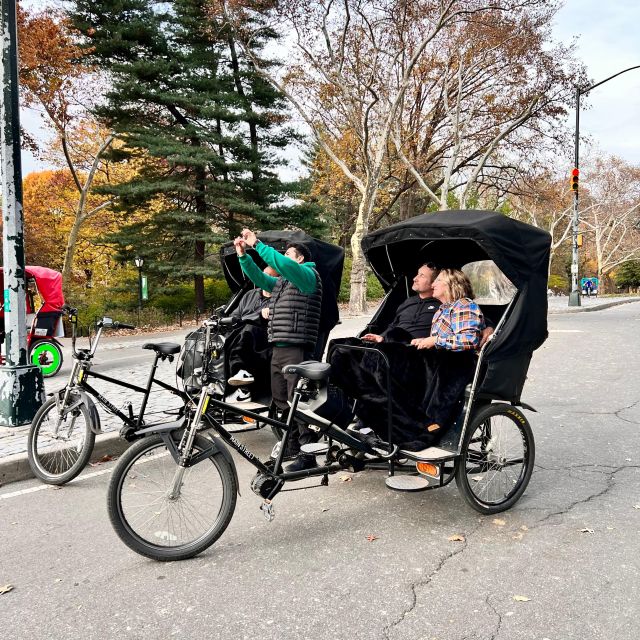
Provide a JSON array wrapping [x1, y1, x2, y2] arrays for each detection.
[[430, 298, 485, 351]]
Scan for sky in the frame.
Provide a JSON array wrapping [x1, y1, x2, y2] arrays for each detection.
[[17, 0, 640, 177]]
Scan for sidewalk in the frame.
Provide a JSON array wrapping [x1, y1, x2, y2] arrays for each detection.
[[1, 297, 638, 486]]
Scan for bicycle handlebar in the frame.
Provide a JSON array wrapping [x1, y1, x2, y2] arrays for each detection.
[[113, 322, 136, 330]]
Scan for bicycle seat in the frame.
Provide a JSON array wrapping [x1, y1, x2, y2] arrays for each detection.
[[282, 361, 331, 380], [143, 342, 181, 356]]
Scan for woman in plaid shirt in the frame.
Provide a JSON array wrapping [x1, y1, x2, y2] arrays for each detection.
[[410, 269, 485, 352], [407, 268, 485, 446]]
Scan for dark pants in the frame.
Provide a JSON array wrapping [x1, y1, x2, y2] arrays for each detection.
[[270, 345, 318, 449], [227, 323, 270, 377]]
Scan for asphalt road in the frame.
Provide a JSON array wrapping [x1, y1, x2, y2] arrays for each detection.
[[1, 303, 639, 640]]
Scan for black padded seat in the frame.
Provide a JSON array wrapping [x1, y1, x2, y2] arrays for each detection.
[[282, 361, 331, 381], [142, 342, 181, 356]]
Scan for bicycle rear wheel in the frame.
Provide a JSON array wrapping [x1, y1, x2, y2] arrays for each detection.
[[107, 434, 237, 561], [455, 403, 534, 514], [30, 340, 63, 378], [27, 396, 95, 485]]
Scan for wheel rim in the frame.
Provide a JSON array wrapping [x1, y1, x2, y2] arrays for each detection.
[[117, 442, 226, 550], [31, 342, 62, 376], [463, 414, 529, 507], [32, 402, 88, 477]]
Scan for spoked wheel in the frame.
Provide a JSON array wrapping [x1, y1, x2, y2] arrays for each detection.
[[27, 395, 95, 485], [455, 403, 534, 514], [107, 434, 237, 561], [30, 340, 63, 378]]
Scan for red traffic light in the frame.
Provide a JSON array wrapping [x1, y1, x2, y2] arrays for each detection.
[[570, 168, 579, 191]]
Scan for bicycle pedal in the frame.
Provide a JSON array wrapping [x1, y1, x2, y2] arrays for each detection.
[[260, 500, 275, 523]]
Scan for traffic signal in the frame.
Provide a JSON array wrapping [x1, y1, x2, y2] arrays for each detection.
[[571, 168, 579, 192]]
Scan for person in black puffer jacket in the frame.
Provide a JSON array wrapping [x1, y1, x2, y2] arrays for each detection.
[[235, 228, 323, 472]]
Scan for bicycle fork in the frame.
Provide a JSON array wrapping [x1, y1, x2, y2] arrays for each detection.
[[166, 382, 213, 500]]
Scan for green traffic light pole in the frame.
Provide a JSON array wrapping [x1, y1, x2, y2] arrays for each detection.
[[569, 64, 640, 307], [0, 0, 45, 425]]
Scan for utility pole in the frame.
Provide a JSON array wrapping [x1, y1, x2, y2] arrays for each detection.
[[569, 64, 640, 307], [0, 0, 45, 425]]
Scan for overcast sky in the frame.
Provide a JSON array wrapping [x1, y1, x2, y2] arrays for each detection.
[[18, 0, 640, 176]]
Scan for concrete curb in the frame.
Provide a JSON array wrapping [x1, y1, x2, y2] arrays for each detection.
[[0, 431, 131, 487], [548, 297, 640, 314]]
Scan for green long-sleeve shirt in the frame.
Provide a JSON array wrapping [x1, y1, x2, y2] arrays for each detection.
[[238, 242, 318, 294]]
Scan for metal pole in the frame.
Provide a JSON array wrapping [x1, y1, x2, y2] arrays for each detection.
[[569, 85, 581, 307], [0, 0, 45, 426], [568, 65, 640, 307], [137, 266, 142, 325]]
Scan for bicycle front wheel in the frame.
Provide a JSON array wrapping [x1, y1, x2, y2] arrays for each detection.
[[107, 434, 238, 561], [27, 395, 96, 485]]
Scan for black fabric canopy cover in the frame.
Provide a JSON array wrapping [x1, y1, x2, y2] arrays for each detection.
[[361, 210, 552, 401]]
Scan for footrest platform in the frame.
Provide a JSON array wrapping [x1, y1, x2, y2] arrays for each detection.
[[398, 446, 458, 462]]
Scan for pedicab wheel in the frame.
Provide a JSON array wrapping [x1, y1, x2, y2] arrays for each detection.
[[29, 340, 63, 377], [455, 403, 534, 515], [108, 434, 238, 561], [27, 396, 95, 485]]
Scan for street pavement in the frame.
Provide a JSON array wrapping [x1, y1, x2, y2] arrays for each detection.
[[0, 299, 638, 639]]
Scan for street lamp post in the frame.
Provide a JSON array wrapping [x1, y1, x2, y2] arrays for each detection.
[[134, 256, 144, 324], [569, 64, 640, 307]]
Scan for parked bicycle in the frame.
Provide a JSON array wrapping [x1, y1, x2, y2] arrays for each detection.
[[27, 307, 187, 485]]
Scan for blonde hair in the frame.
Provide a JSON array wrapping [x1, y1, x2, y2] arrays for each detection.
[[438, 268, 475, 301]]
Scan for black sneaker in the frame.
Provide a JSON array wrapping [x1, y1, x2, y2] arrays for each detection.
[[284, 453, 317, 472]]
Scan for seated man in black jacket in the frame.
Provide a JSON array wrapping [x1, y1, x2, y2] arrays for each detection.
[[225, 266, 277, 403]]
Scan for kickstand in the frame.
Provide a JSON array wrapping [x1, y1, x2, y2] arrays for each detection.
[[320, 473, 329, 486]]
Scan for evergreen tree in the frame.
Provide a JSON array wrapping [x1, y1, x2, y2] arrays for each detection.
[[70, 0, 295, 309]]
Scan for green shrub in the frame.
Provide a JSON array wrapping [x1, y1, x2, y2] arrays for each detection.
[[548, 273, 568, 293]]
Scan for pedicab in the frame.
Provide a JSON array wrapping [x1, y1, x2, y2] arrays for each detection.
[[107, 211, 550, 561], [0, 266, 66, 377], [176, 230, 344, 436]]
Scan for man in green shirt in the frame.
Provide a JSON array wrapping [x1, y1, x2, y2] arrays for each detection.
[[235, 229, 323, 471]]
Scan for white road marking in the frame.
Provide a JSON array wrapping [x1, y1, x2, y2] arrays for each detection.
[[0, 466, 113, 501], [549, 329, 583, 333]]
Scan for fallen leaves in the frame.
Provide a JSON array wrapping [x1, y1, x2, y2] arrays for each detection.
[[339, 476, 352, 482], [0, 584, 14, 595], [448, 534, 465, 542], [634, 505, 640, 510], [366, 534, 379, 542], [89, 454, 115, 467], [492, 518, 506, 526], [578, 528, 594, 534], [513, 595, 530, 602]]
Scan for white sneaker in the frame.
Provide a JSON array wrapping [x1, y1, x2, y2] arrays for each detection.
[[228, 369, 255, 386], [225, 387, 251, 403]]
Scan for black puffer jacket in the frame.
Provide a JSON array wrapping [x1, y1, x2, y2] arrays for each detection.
[[268, 269, 322, 346]]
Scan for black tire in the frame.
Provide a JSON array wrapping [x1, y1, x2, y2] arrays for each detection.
[[27, 395, 96, 485], [29, 340, 64, 378], [455, 403, 535, 514], [107, 433, 237, 561]]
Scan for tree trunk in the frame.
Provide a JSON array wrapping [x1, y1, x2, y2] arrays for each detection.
[[348, 185, 377, 314], [61, 211, 85, 296], [194, 240, 206, 312]]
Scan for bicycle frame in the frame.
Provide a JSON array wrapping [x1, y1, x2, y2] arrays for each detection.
[[54, 313, 187, 437]]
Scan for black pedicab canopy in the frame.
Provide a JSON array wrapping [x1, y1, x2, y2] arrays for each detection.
[[220, 230, 345, 355], [361, 210, 551, 402]]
